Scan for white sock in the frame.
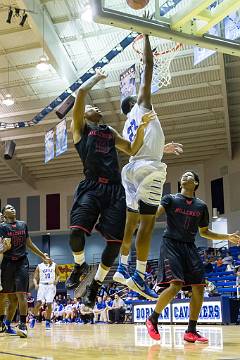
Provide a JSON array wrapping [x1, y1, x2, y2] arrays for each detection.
[[120, 255, 129, 266], [73, 252, 85, 266], [94, 264, 109, 283], [136, 260, 147, 279]]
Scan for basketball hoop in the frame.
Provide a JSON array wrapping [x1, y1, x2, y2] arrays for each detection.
[[132, 34, 182, 89]]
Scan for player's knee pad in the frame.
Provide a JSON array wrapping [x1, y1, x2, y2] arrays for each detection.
[[101, 241, 121, 268], [137, 170, 167, 209], [69, 228, 85, 253]]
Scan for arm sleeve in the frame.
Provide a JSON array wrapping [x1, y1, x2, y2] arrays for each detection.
[[161, 194, 172, 212], [199, 204, 209, 228]]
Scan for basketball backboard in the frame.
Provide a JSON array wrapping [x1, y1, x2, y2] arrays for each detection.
[[90, 0, 240, 57]]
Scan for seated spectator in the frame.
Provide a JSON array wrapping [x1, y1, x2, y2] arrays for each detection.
[[108, 283, 119, 296], [53, 301, 64, 322], [63, 299, 74, 323], [105, 295, 113, 322], [204, 259, 213, 273], [126, 290, 139, 301], [205, 280, 219, 297], [94, 296, 107, 323], [216, 257, 223, 267], [99, 285, 108, 298], [108, 294, 125, 324], [79, 303, 94, 324], [222, 252, 233, 264]]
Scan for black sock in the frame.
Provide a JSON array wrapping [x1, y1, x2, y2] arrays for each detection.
[[20, 315, 27, 324], [0, 315, 4, 323], [187, 320, 197, 333], [149, 311, 159, 324]]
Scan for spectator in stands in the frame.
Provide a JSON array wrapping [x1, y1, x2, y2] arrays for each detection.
[[108, 283, 119, 296], [105, 295, 113, 322], [64, 299, 74, 323], [53, 301, 64, 322], [204, 258, 213, 274], [216, 257, 223, 267], [222, 252, 233, 271], [79, 303, 94, 324], [205, 280, 218, 297], [93, 296, 107, 323], [108, 294, 125, 324], [99, 285, 108, 298]]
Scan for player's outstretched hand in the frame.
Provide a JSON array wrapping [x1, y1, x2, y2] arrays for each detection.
[[140, 110, 156, 126], [95, 68, 108, 80], [164, 142, 183, 156], [142, 10, 154, 20], [228, 231, 240, 245]]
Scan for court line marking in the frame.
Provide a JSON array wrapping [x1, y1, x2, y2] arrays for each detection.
[[0, 351, 44, 359]]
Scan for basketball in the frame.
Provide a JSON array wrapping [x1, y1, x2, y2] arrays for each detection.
[[126, 0, 150, 10]]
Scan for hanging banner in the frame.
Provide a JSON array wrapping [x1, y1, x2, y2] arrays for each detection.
[[56, 119, 68, 156], [58, 264, 74, 282], [45, 128, 54, 163], [194, 25, 219, 66], [224, 12, 240, 40], [120, 64, 137, 103]]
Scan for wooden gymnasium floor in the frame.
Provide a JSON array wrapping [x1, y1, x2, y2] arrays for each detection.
[[0, 323, 239, 360]]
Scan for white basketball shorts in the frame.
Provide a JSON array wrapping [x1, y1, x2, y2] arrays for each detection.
[[121, 159, 167, 211], [37, 284, 56, 303]]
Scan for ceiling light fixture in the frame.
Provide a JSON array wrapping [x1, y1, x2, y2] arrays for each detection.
[[6, 7, 13, 23], [2, 61, 14, 107], [81, 5, 93, 22], [19, 11, 28, 26], [36, 7, 50, 71]]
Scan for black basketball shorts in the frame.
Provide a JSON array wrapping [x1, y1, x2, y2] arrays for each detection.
[[157, 237, 205, 289], [70, 179, 126, 242], [1, 256, 29, 293]]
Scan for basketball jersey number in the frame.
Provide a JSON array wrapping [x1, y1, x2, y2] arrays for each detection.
[[127, 119, 138, 142], [45, 273, 51, 279]]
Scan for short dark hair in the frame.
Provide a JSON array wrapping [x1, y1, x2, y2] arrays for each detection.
[[121, 96, 136, 115], [186, 170, 200, 191]]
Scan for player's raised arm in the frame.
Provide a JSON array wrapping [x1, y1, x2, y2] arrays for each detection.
[[71, 69, 108, 144], [137, 25, 153, 109]]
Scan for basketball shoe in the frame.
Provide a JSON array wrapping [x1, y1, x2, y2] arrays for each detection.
[[146, 318, 160, 341], [66, 262, 89, 290], [113, 263, 130, 285], [184, 331, 208, 343], [46, 320, 51, 330], [29, 318, 36, 329], [126, 270, 158, 300], [16, 323, 28, 338], [83, 279, 102, 308]]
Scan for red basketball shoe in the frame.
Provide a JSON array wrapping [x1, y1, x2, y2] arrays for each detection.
[[184, 331, 208, 343], [146, 318, 160, 341]]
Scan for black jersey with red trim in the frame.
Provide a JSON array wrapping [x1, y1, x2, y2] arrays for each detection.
[[0, 220, 29, 259], [161, 193, 209, 243], [75, 124, 121, 183]]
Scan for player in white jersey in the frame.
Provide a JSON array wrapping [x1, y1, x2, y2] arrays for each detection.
[[113, 32, 183, 300], [30, 255, 60, 330]]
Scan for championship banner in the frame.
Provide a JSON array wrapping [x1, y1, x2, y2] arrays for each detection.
[[58, 264, 74, 282], [56, 119, 68, 156], [45, 128, 54, 163], [120, 64, 137, 103]]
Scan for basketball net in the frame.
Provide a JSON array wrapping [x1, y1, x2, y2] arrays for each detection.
[[132, 34, 182, 89]]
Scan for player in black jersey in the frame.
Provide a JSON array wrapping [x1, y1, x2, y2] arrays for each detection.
[[146, 171, 240, 343], [0, 204, 50, 337], [66, 68, 155, 307]]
